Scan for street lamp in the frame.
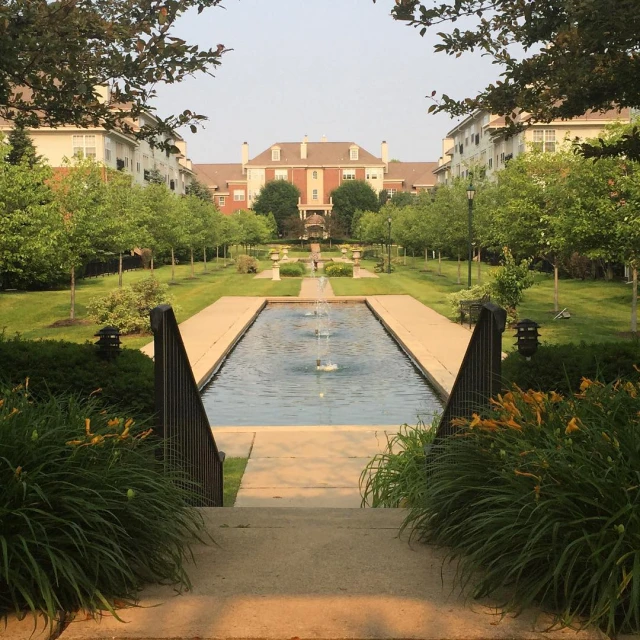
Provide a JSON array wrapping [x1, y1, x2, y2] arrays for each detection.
[[387, 216, 392, 274], [466, 183, 476, 288]]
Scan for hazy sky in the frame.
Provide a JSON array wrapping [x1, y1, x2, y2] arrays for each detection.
[[155, 0, 499, 164]]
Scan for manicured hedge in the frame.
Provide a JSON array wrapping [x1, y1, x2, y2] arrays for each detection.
[[324, 263, 353, 277], [502, 341, 640, 394], [279, 262, 307, 277], [0, 335, 155, 418]]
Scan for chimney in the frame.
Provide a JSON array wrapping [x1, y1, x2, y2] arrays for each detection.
[[321, 134, 327, 143], [301, 135, 308, 160], [381, 140, 389, 172], [242, 141, 249, 172]]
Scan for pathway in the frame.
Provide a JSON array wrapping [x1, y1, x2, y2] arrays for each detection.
[[299, 277, 335, 298], [54, 508, 601, 640]]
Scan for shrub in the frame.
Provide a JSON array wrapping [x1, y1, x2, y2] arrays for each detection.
[[235, 254, 258, 274], [445, 284, 492, 317], [324, 263, 353, 277], [418, 382, 640, 635], [502, 341, 640, 395], [360, 422, 435, 515], [279, 262, 306, 277], [374, 257, 395, 273], [491, 248, 534, 322], [0, 388, 206, 623], [0, 334, 155, 418], [88, 277, 173, 334]]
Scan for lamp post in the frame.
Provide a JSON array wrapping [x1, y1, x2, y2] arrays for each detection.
[[387, 216, 392, 274], [515, 319, 540, 360], [466, 183, 476, 288]]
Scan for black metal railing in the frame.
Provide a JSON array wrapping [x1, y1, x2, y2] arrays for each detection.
[[151, 304, 225, 507], [432, 302, 507, 445], [82, 255, 142, 279]]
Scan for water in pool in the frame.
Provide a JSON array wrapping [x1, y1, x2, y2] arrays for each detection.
[[201, 303, 443, 426]]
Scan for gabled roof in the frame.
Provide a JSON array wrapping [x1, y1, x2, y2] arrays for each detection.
[[247, 142, 383, 167], [384, 162, 438, 188], [194, 163, 244, 192]]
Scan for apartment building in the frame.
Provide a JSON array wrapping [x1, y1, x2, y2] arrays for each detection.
[[0, 88, 195, 194], [194, 137, 438, 216], [435, 109, 633, 185]]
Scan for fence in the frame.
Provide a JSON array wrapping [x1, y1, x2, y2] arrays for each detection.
[[151, 304, 225, 507], [431, 302, 507, 448], [82, 255, 142, 279]]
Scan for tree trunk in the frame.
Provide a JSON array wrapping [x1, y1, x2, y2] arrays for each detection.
[[632, 264, 638, 334], [438, 250, 442, 276], [204, 247, 208, 272], [118, 252, 123, 288], [606, 263, 614, 281], [403, 247, 407, 266], [171, 247, 176, 282], [150, 254, 154, 273], [457, 253, 461, 285], [216, 246, 219, 263], [190, 248, 195, 278], [477, 247, 482, 283], [223, 245, 227, 267], [424, 248, 428, 269], [70, 266, 76, 320], [554, 257, 560, 313]]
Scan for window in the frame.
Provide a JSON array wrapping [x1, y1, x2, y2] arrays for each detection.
[[488, 157, 493, 169], [275, 169, 288, 180], [246, 170, 252, 180], [72, 134, 96, 158], [350, 148, 359, 161], [233, 190, 245, 201], [104, 138, 112, 162], [387, 188, 397, 198], [272, 148, 280, 161], [366, 169, 381, 180], [312, 189, 318, 201], [342, 169, 356, 180], [312, 170, 318, 179], [219, 196, 226, 206], [533, 129, 556, 153]]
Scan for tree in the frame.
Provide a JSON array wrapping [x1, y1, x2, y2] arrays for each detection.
[[5, 126, 40, 166], [252, 180, 301, 235], [1, 0, 229, 145], [185, 177, 213, 202], [390, 191, 414, 207], [50, 157, 111, 320], [381, 0, 640, 158], [0, 141, 62, 289], [146, 168, 166, 185], [330, 180, 379, 235]]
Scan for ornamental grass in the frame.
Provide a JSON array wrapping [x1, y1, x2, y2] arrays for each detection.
[[0, 384, 206, 626], [418, 380, 640, 635]]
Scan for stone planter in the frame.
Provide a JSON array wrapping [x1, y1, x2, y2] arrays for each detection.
[[282, 248, 289, 261], [351, 250, 361, 260], [270, 252, 280, 263]]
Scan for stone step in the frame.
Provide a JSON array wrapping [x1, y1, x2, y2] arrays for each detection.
[[58, 508, 603, 640]]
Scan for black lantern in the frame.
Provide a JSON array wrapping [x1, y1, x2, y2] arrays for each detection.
[[515, 319, 540, 359], [95, 326, 122, 360]]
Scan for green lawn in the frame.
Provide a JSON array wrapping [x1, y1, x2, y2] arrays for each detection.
[[334, 257, 639, 349], [223, 457, 248, 507], [0, 263, 299, 349]]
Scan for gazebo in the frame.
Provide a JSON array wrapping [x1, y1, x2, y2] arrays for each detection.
[[304, 214, 326, 239]]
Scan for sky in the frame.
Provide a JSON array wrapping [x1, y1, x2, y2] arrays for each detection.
[[154, 0, 500, 165]]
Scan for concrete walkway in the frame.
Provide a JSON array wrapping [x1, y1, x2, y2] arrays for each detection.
[[57, 508, 603, 640], [299, 277, 335, 298]]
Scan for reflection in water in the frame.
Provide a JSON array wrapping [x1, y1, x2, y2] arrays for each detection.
[[201, 303, 443, 426]]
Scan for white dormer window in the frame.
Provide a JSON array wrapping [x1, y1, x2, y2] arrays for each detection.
[[350, 147, 359, 161], [272, 148, 281, 161]]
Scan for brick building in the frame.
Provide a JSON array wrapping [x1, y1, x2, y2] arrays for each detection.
[[194, 137, 438, 217]]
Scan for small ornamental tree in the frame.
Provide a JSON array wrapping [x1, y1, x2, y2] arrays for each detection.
[[330, 180, 379, 235], [491, 248, 535, 323], [185, 177, 213, 202], [252, 180, 301, 235], [5, 126, 41, 167]]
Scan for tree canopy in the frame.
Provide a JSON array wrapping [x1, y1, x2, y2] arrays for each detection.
[[0, 0, 229, 143], [330, 180, 379, 234], [380, 0, 640, 157], [252, 180, 301, 235]]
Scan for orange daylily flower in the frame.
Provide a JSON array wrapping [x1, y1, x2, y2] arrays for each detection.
[[502, 417, 522, 431], [549, 391, 563, 403], [565, 417, 581, 434], [515, 469, 541, 481], [107, 418, 120, 428]]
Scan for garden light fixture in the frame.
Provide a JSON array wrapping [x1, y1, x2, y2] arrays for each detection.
[[95, 326, 122, 360], [514, 318, 540, 359], [466, 183, 475, 288]]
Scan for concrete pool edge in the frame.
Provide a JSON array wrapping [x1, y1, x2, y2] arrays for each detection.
[[141, 295, 471, 399]]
